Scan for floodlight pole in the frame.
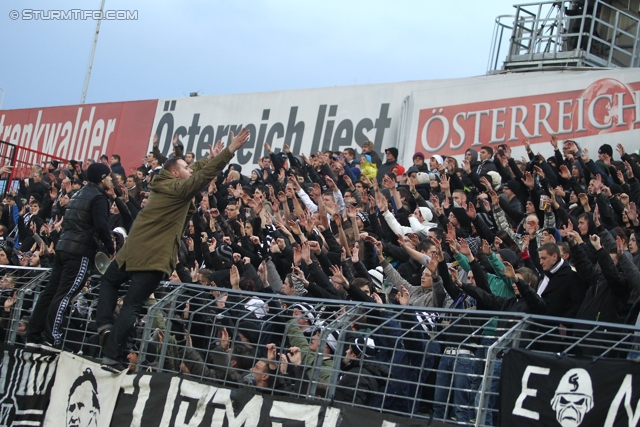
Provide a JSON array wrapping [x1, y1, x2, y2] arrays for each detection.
[[81, 0, 105, 104]]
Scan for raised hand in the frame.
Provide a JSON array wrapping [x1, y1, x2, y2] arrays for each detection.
[[325, 176, 337, 191], [446, 222, 456, 242], [351, 242, 360, 263], [288, 347, 302, 366], [287, 219, 302, 235], [189, 265, 199, 282], [266, 343, 277, 362], [301, 241, 312, 263], [396, 285, 410, 306], [489, 189, 500, 207], [479, 176, 492, 192], [332, 213, 342, 228], [628, 202, 638, 224], [376, 192, 388, 212], [372, 238, 384, 261], [533, 165, 545, 179], [382, 174, 395, 190], [329, 264, 347, 287], [449, 267, 461, 286], [440, 174, 450, 193], [625, 161, 635, 179], [616, 235, 625, 256], [480, 239, 492, 255], [307, 240, 321, 255], [228, 128, 251, 153], [466, 201, 477, 219], [210, 140, 224, 158], [230, 264, 240, 289], [347, 204, 357, 219], [458, 238, 472, 257], [447, 236, 460, 255], [578, 193, 589, 209], [406, 233, 420, 248], [589, 234, 601, 251], [617, 143, 626, 157], [371, 292, 383, 304], [558, 165, 571, 180], [521, 171, 535, 190], [502, 262, 516, 280], [550, 135, 558, 150]]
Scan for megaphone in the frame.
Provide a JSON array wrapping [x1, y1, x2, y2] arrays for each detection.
[[95, 252, 111, 275]]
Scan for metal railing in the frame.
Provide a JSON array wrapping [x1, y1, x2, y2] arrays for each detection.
[[488, 0, 640, 72], [0, 265, 50, 344], [4, 274, 640, 426]]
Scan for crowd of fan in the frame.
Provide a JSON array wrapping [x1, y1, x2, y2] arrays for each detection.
[[2, 134, 640, 424]]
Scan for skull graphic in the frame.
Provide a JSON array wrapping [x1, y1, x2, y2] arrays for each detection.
[[550, 368, 594, 427]]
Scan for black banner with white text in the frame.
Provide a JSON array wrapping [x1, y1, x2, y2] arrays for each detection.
[[500, 348, 640, 427], [0, 345, 456, 427]]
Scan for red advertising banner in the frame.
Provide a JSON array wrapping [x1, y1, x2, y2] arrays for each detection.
[[414, 77, 640, 157], [0, 100, 158, 174]]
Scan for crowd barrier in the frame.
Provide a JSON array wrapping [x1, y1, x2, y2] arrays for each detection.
[[3, 266, 640, 427], [0, 140, 70, 197]]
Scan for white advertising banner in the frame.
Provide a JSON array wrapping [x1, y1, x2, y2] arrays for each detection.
[[2, 69, 640, 174], [147, 82, 432, 171], [406, 68, 640, 165]]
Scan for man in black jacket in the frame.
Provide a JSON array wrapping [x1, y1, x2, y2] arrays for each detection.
[[109, 154, 126, 176], [26, 163, 115, 350], [569, 232, 630, 323], [537, 242, 585, 319], [377, 147, 399, 184], [333, 336, 389, 406]]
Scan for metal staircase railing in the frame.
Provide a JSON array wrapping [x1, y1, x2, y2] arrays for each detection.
[[488, 0, 640, 73]]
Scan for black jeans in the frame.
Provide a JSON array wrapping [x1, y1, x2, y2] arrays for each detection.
[[96, 261, 163, 362], [26, 250, 91, 346]]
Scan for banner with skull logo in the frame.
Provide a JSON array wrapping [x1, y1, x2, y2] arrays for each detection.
[[500, 349, 640, 427]]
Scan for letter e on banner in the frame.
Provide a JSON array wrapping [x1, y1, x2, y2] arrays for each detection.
[[513, 365, 550, 420], [269, 401, 321, 426]]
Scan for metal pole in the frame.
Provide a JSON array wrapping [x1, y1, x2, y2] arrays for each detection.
[[81, 0, 105, 104], [0, 88, 5, 110]]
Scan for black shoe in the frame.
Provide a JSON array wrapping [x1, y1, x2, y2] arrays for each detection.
[[101, 357, 126, 374], [99, 329, 111, 347]]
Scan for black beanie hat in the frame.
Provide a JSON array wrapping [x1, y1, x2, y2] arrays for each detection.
[[237, 320, 261, 345], [86, 163, 111, 184], [451, 207, 472, 233]]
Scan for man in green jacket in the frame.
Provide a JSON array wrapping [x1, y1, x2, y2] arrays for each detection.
[[97, 129, 250, 372]]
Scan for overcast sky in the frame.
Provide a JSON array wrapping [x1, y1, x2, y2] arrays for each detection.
[[0, 0, 520, 110]]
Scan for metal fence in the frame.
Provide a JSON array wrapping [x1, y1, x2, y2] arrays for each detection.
[[0, 140, 71, 198], [4, 270, 640, 427], [0, 265, 51, 344]]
